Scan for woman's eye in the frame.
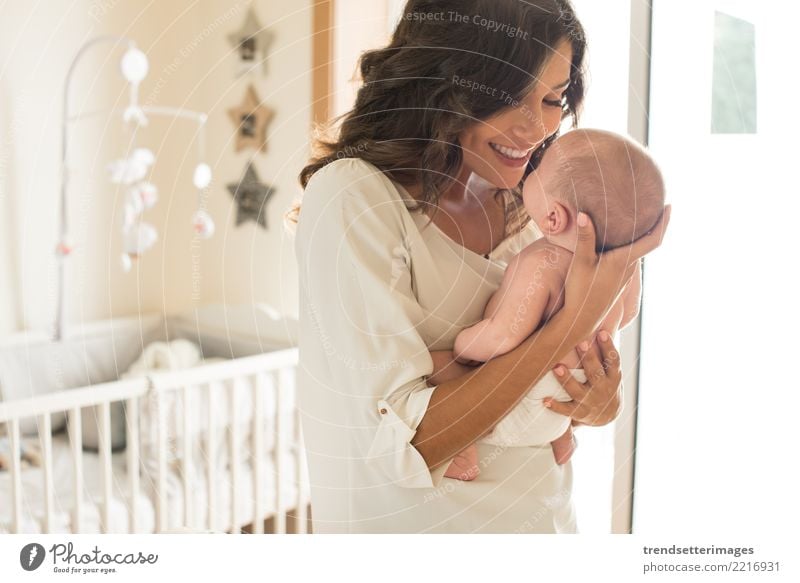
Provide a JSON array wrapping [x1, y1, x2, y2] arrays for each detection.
[[543, 96, 565, 108]]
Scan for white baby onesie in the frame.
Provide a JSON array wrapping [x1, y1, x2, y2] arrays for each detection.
[[480, 368, 585, 447]]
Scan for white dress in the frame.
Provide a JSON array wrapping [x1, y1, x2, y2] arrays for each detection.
[[294, 158, 578, 533]]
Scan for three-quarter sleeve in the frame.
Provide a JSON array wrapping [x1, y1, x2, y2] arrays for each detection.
[[295, 160, 452, 489]]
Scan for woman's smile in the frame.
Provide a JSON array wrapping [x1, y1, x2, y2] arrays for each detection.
[[488, 141, 535, 167]]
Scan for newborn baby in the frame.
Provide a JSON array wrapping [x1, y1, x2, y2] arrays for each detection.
[[439, 128, 666, 480]]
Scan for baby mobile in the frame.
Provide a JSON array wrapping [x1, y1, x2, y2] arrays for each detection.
[[225, 6, 277, 229], [54, 35, 215, 341]]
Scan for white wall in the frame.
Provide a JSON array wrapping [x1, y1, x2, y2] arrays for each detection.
[[332, 0, 393, 119], [0, 0, 311, 336]]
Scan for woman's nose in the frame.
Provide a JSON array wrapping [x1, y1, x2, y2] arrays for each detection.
[[511, 105, 559, 147], [510, 111, 547, 146]]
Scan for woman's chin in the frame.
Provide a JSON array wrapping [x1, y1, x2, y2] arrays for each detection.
[[470, 168, 524, 191]]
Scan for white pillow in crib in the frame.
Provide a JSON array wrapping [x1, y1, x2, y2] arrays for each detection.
[[0, 331, 144, 436], [81, 339, 205, 453]]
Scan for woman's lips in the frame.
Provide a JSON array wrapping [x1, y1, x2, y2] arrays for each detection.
[[489, 142, 533, 168]]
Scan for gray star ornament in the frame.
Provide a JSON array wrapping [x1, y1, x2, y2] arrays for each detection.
[[226, 163, 275, 229], [227, 6, 274, 75]]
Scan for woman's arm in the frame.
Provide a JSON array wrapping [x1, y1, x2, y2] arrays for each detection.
[[411, 207, 671, 472], [413, 309, 588, 471]]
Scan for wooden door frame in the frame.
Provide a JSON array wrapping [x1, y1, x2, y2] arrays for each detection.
[[312, 0, 334, 125], [611, 0, 654, 534]]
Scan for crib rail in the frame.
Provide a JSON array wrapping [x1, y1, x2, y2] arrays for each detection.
[[0, 348, 309, 534]]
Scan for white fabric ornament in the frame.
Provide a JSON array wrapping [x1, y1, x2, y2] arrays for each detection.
[[129, 181, 158, 209], [193, 163, 212, 189], [192, 210, 215, 239], [120, 47, 149, 83], [121, 253, 133, 272], [123, 222, 158, 256], [132, 148, 155, 166]]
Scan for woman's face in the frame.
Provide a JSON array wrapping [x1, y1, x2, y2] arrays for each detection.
[[459, 38, 574, 190]]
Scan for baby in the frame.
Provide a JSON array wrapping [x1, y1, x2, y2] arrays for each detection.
[[437, 128, 666, 481]]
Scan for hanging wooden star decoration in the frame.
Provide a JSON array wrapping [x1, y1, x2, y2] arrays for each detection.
[[227, 6, 274, 75], [226, 162, 276, 229], [227, 84, 275, 154]]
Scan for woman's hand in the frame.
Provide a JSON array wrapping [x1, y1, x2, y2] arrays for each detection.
[[543, 330, 622, 426], [556, 206, 671, 335], [537, 207, 670, 426]]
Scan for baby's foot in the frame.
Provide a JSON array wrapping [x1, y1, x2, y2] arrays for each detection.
[[444, 444, 480, 481], [550, 426, 576, 465]]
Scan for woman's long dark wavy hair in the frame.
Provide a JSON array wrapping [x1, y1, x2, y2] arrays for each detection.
[[286, 0, 587, 238]]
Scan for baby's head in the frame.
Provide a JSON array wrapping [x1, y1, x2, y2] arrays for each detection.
[[523, 129, 665, 253]]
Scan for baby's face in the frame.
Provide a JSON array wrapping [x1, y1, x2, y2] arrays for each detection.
[[522, 147, 562, 225]]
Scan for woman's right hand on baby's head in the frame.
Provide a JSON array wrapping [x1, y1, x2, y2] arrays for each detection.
[[560, 205, 671, 332]]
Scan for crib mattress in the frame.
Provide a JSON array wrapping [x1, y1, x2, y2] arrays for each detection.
[[0, 432, 309, 534]]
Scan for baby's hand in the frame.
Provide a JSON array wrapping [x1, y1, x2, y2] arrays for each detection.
[[454, 354, 482, 367], [444, 444, 481, 481], [550, 426, 576, 465]]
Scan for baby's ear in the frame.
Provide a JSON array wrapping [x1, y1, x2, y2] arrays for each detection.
[[549, 201, 573, 234]]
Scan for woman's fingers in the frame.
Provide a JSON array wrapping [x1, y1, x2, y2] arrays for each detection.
[[614, 204, 672, 264], [573, 212, 599, 264], [577, 340, 605, 379], [596, 330, 622, 378]]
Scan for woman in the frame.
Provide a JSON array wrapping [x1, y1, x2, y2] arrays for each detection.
[[286, 0, 670, 533]]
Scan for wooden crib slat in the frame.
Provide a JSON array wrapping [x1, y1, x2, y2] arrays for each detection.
[[229, 377, 240, 533], [294, 405, 308, 534], [252, 373, 265, 534], [156, 389, 167, 533], [39, 413, 54, 533], [68, 408, 83, 533], [98, 401, 112, 533], [273, 369, 286, 534], [126, 397, 139, 533], [9, 418, 23, 533], [207, 383, 217, 532], [182, 384, 193, 529]]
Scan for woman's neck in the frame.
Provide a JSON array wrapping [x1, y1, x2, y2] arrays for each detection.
[[405, 165, 483, 206]]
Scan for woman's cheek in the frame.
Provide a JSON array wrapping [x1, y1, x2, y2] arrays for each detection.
[[544, 109, 563, 135]]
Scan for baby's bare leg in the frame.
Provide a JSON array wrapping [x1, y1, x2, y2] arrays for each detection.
[[444, 444, 480, 481], [550, 425, 576, 465]]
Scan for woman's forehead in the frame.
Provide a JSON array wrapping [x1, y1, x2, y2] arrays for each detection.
[[538, 39, 573, 88]]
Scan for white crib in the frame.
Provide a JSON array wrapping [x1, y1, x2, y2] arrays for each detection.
[[0, 304, 310, 534]]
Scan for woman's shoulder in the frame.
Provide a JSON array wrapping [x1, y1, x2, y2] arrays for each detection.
[[305, 157, 399, 200], [299, 157, 410, 237]]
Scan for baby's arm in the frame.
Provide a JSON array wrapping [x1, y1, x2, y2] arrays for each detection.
[[453, 251, 552, 364]]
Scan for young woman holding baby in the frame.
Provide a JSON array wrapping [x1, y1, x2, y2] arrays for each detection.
[[288, 0, 670, 533]]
